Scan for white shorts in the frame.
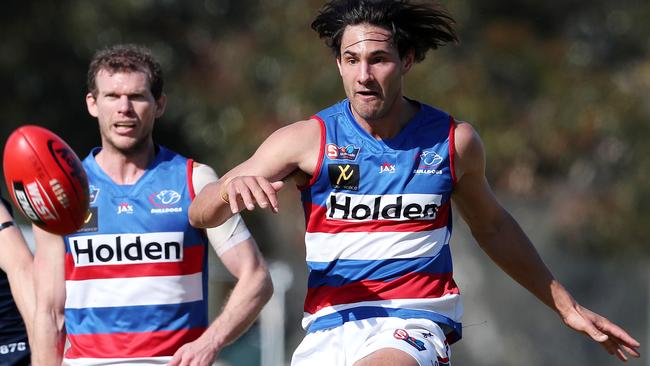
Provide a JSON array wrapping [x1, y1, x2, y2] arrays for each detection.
[[291, 317, 451, 366]]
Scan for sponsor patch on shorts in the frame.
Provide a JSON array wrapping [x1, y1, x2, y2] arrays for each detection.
[[393, 329, 426, 351]]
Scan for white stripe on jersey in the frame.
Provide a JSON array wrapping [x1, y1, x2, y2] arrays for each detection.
[[301, 295, 464, 329], [65, 273, 203, 309], [305, 227, 451, 262]]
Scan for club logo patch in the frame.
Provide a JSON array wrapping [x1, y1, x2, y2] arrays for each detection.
[[328, 164, 360, 191], [326, 143, 361, 161], [414, 150, 444, 175], [89, 185, 100, 205], [149, 190, 183, 214], [393, 329, 426, 351]]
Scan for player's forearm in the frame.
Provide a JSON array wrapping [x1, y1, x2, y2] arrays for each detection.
[[32, 309, 65, 366], [0, 229, 36, 334], [6, 264, 35, 336], [189, 180, 234, 228], [473, 210, 562, 311], [32, 234, 66, 366], [202, 265, 273, 350]]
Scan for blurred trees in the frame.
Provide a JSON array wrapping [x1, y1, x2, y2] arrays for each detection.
[[1, 0, 648, 258]]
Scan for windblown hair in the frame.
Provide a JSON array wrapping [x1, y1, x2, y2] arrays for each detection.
[[311, 0, 458, 62], [87, 44, 164, 99]]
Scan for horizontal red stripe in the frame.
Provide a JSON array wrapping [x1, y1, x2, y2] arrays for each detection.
[[305, 201, 450, 233], [304, 271, 459, 314], [65, 327, 205, 359], [66, 245, 204, 280]]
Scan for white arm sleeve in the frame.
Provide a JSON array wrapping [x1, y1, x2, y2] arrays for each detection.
[[192, 163, 252, 256]]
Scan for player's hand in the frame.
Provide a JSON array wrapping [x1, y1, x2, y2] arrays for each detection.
[[221, 175, 284, 214], [167, 337, 218, 366], [562, 303, 640, 362]]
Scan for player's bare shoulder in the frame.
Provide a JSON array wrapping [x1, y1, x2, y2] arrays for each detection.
[[272, 118, 322, 149], [453, 120, 485, 181], [255, 118, 322, 176]]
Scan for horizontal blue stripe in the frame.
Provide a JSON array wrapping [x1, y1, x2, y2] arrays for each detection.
[[65, 300, 207, 335], [306, 306, 462, 343], [307, 244, 452, 288]]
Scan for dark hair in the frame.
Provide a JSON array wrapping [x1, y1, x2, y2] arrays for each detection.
[[87, 44, 164, 99], [311, 0, 458, 62]]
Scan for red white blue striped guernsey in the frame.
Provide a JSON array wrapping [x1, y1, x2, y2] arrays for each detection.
[[300, 99, 463, 344], [63, 146, 208, 365]]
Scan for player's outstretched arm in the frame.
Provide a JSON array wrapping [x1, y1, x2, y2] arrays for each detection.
[[0, 201, 35, 337], [31, 226, 67, 366], [451, 121, 640, 361], [168, 237, 272, 366], [189, 118, 321, 228]]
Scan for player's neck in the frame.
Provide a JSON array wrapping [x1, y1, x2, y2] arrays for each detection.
[[353, 97, 418, 140], [95, 141, 156, 185]]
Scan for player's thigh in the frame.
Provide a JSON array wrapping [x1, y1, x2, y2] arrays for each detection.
[[353, 347, 419, 366], [291, 327, 346, 366], [353, 319, 451, 366]]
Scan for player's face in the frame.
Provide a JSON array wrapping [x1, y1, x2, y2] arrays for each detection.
[[86, 69, 166, 155], [337, 23, 413, 124]]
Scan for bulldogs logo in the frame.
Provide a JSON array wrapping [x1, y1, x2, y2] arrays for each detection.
[[149, 190, 183, 214]]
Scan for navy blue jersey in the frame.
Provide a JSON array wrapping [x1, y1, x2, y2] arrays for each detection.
[[0, 196, 30, 365]]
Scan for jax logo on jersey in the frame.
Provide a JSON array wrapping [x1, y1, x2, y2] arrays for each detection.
[[69, 232, 184, 266], [414, 150, 444, 175], [379, 162, 396, 173], [149, 189, 183, 214], [326, 193, 441, 221], [326, 143, 361, 161], [117, 202, 134, 214]]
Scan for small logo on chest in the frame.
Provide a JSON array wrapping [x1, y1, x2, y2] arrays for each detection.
[[379, 162, 396, 173], [88, 185, 100, 204], [149, 190, 183, 214], [117, 202, 134, 214], [78, 206, 99, 232], [414, 150, 444, 175], [326, 143, 360, 161], [328, 164, 360, 191]]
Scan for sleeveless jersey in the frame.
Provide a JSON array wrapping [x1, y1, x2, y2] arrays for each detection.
[[0, 197, 30, 365], [63, 146, 208, 365], [300, 99, 463, 343]]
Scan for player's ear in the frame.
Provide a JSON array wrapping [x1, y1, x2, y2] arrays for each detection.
[[401, 49, 415, 75], [86, 93, 98, 118], [155, 93, 167, 118], [336, 56, 343, 76]]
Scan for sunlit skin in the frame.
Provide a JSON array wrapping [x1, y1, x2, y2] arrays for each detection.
[[336, 23, 417, 139], [85, 70, 166, 161]]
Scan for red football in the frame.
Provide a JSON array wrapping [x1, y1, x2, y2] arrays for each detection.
[[3, 125, 89, 235]]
